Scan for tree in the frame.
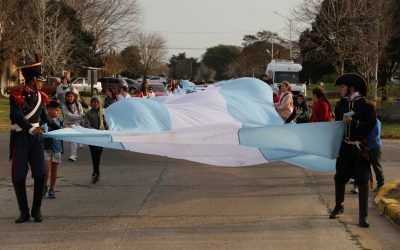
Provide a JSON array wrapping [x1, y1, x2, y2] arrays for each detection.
[[298, 28, 335, 83], [135, 32, 167, 77], [63, 0, 142, 56], [294, 0, 398, 83], [58, 2, 98, 75], [202, 45, 241, 80], [19, 0, 72, 75], [0, 0, 23, 66], [120, 45, 142, 79], [195, 63, 216, 82], [168, 53, 200, 79], [234, 31, 291, 77], [102, 51, 124, 77]]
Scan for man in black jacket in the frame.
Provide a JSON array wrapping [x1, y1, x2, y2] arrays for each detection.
[[329, 73, 376, 228], [9, 55, 61, 223]]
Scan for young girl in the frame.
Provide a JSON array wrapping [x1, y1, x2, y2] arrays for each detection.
[[62, 91, 84, 161], [136, 81, 148, 98], [83, 96, 108, 183]]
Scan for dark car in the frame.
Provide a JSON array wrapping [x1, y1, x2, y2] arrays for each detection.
[[123, 78, 141, 94], [99, 77, 128, 92], [5, 76, 61, 97]]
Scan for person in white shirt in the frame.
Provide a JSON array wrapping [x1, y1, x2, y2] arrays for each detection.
[[147, 87, 156, 98], [56, 77, 74, 103], [165, 84, 174, 96], [116, 86, 131, 101]]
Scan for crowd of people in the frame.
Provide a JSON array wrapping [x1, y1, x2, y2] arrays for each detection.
[[260, 74, 333, 124]]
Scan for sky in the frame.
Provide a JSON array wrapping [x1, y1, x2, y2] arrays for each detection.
[[140, 0, 302, 58]]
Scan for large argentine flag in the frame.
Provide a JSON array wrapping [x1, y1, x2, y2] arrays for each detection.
[[45, 78, 343, 172]]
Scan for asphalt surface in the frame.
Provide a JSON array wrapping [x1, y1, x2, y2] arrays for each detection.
[[0, 134, 399, 250]]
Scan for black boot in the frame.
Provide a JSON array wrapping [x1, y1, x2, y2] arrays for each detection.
[[358, 183, 370, 228], [13, 180, 30, 223], [329, 182, 345, 219], [31, 178, 44, 222]]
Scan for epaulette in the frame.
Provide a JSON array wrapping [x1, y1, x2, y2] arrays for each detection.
[[11, 88, 25, 105], [364, 97, 376, 107], [38, 90, 50, 105]]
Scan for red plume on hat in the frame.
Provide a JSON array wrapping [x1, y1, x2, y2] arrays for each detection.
[[34, 53, 41, 63]]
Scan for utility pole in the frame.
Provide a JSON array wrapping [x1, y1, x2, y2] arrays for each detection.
[[274, 11, 293, 60]]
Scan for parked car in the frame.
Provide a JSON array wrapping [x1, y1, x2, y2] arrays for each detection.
[[148, 83, 166, 97], [71, 77, 102, 94], [148, 76, 166, 84], [122, 78, 141, 94], [5, 76, 61, 97], [98, 77, 128, 93], [391, 74, 400, 84]]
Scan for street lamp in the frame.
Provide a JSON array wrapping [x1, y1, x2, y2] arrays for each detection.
[[273, 11, 293, 60]]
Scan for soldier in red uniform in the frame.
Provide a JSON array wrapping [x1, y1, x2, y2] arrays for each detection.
[[10, 55, 61, 223]]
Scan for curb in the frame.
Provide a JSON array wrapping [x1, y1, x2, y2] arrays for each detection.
[[374, 178, 400, 227]]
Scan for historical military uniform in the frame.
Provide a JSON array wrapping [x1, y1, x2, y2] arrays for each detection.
[[10, 56, 60, 223], [330, 73, 376, 228]]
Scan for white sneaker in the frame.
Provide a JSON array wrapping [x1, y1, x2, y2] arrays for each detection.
[[69, 155, 77, 162]]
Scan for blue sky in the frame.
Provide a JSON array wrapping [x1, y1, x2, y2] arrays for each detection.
[[140, 0, 302, 58]]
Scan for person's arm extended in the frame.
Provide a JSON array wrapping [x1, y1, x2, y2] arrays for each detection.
[[62, 104, 83, 121]]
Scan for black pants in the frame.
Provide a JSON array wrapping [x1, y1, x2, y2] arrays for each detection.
[[369, 147, 384, 186], [335, 143, 370, 186], [89, 146, 103, 174], [10, 132, 45, 181]]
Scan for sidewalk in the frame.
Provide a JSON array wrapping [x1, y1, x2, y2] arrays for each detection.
[[375, 178, 400, 227]]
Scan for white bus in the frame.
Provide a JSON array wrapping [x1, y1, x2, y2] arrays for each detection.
[[266, 60, 306, 96]]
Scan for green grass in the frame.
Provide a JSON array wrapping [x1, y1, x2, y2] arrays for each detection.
[[0, 97, 9, 132], [381, 122, 400, 139]]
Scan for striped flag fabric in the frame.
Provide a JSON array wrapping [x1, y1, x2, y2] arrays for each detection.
[[45, 78, 343, 172]]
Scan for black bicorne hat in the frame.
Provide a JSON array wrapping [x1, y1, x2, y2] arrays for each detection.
[[335, 73, 367, 96], [19, 54, 46, 84]]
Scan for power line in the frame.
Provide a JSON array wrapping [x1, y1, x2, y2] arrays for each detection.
[[151, 30, 259, 34]]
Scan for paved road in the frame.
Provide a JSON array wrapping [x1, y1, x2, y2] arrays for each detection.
[[0, 134, 399, 250]]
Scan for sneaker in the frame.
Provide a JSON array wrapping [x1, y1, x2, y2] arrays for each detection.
[[91, 173, 101, 183], [373, 185, 383, 193], [48, 189, 56, 199], [69, 155, 77, 162], [42, 186, 48, 197], [351, 186, 359, 194]]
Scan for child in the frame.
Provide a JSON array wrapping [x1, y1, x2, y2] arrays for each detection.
[[62, 91, 84, 161], [83, 96, 108, 183], [286, 94, 309, 123], [41, 101, 63, 198]]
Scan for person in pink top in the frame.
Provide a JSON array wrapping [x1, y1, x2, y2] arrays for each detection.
[[274, 81, 294, 121]]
